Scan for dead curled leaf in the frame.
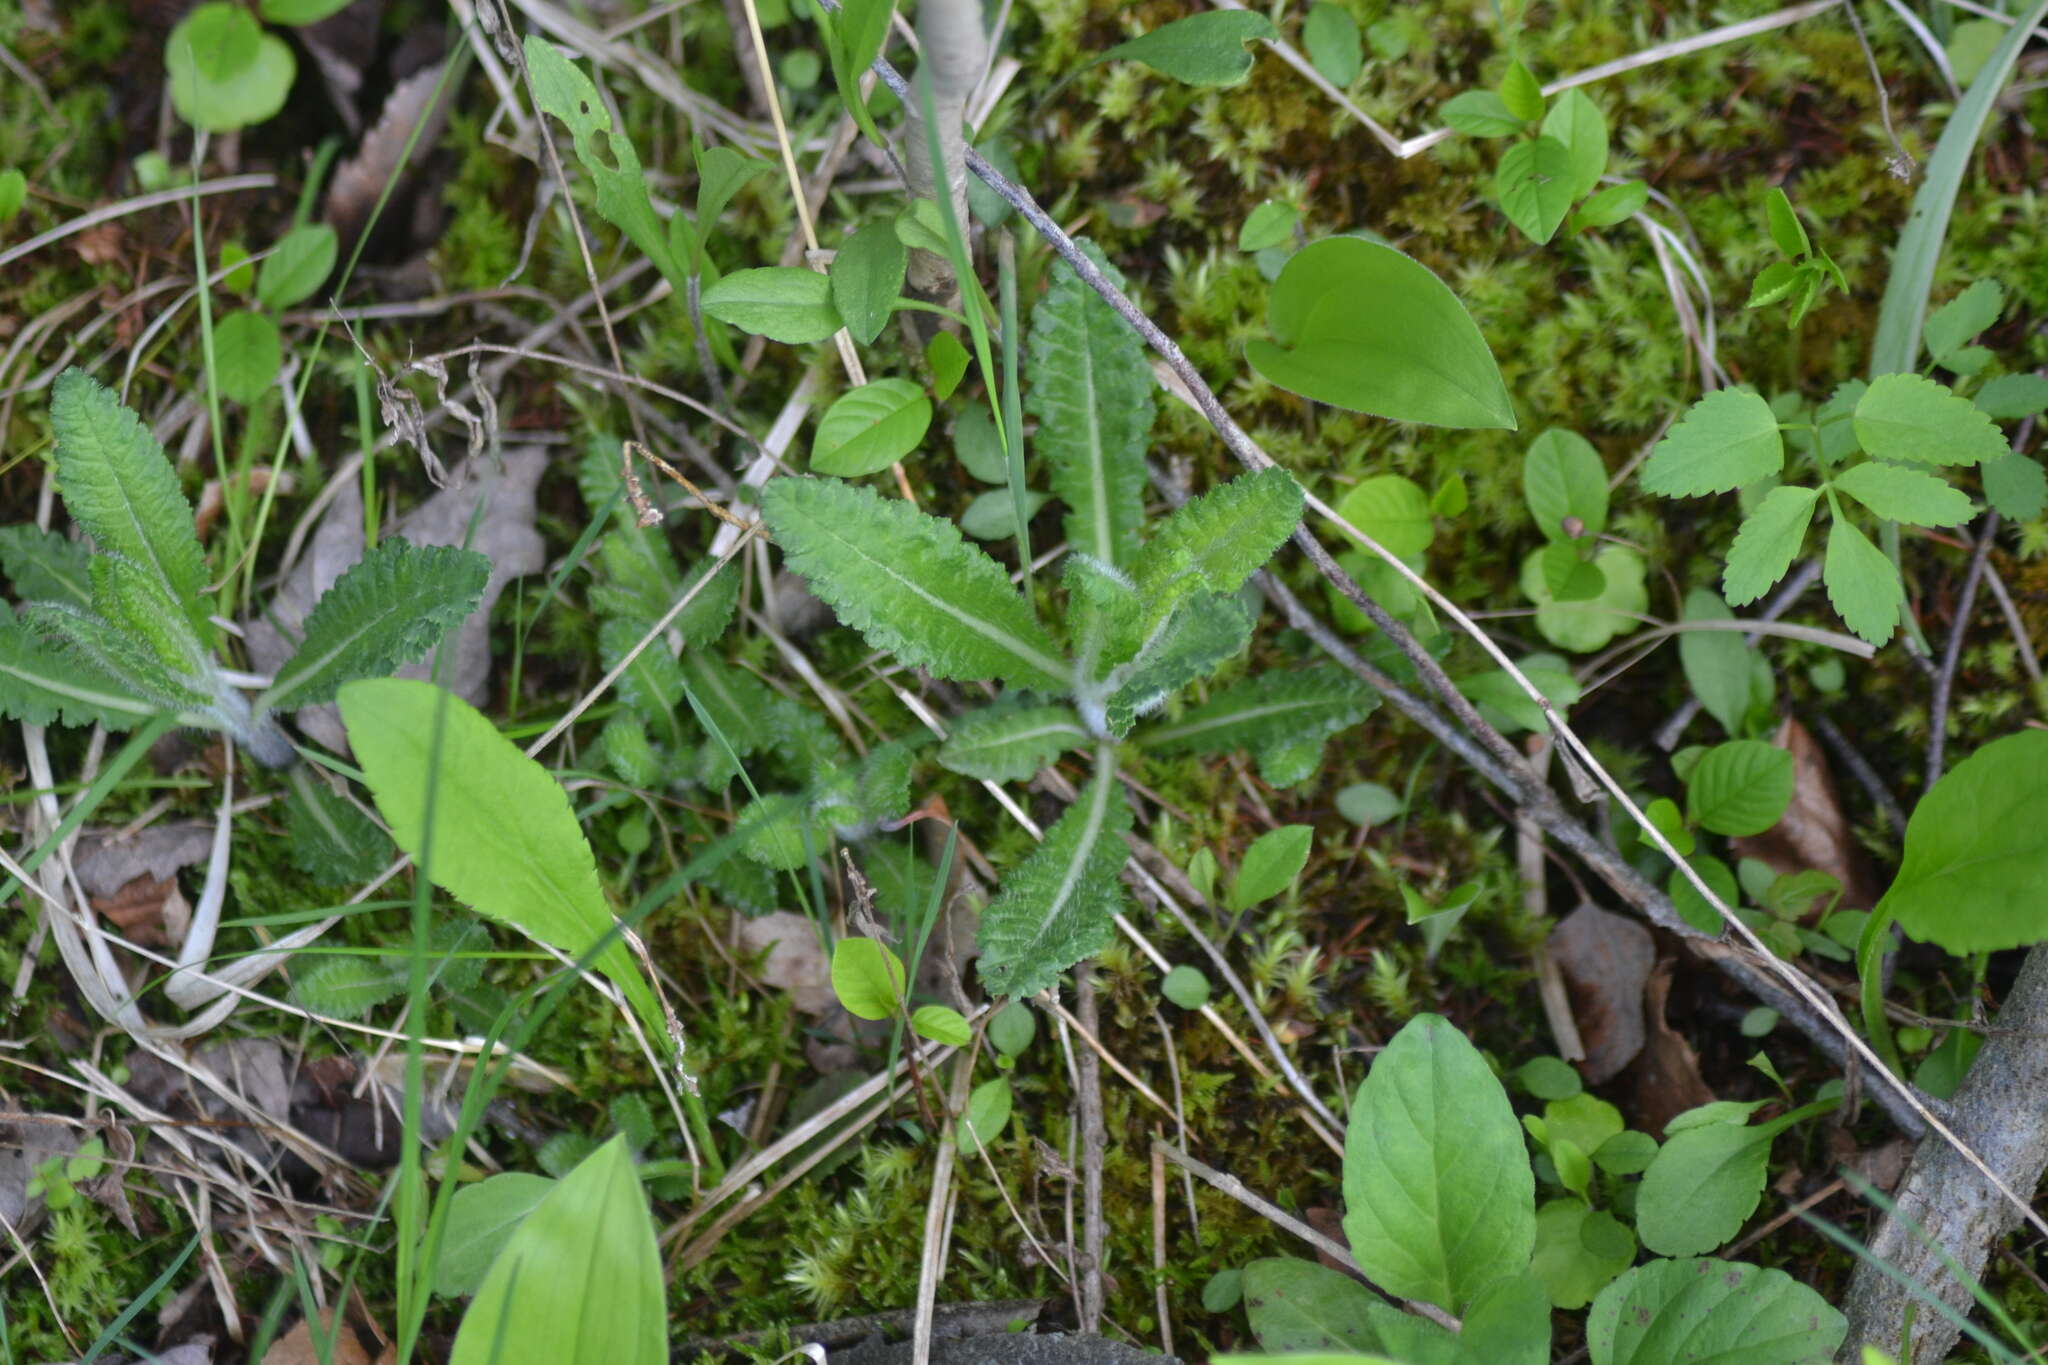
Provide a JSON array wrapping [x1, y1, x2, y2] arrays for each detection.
[[1729, 716, 1881, 914], [323, 62, 453, 256], [1547, 903, 1654, 1085], [1631, 958, 1717, 1138], [738, 911, 836, 1017]]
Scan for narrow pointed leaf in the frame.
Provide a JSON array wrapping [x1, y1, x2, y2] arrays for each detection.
[[977, 754, 1132, 998], [1722, 484, 1819, 606], [1141, 666, 1377, 757], [761, 477, 1069, 691], [1134, 467, 1303, 597], [938, 702, 1089, 782]]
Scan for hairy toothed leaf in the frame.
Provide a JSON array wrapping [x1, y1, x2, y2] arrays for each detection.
[[1923, 278, 2003, 370], [1140, 666, 1378, 757], [49, 369, 210, 632], [1026, 239, 1156, 568], [597, 618, 687, 745], [938, 701, 1090, 782], [1722, 485, 1820, 606], [337, 679, 667, 1051], [0, 607, 158, 729], [0, 526, 93, 608], [284, 774, 394, 884], [977, 753, 1132, 998], [1102, 593, 1253, 736], [261, 538, 489, 713], [761, 477, 1069, 691], [1830, 462, 1973, 527], [599, 716, 661, 788], [678, 652, 784, 787], [1133, 467, 1303, 598], [1853, 372, 2007, 467], [290, 955, 404, 1019], [1640, 388, 1783, 497], [25, 602, 213, 712], [90, 553, 211, 678]]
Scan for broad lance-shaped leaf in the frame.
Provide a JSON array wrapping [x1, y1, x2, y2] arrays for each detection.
[[49, 369, 211, 633], [0, 606, 158, 729], [977, 752, 1132, 998], [1101, 593, 1252, 736], [1134, 467, 1303, 599], [337, 679, 667, 1051], [259, 538, 489, 713], [938, 701, 1089, 782], [761, 477, 1070, 692], [1026, 240, 1155, 568], [1140, 665, 1378, 756], [1343, 1012, 1536, 1313]]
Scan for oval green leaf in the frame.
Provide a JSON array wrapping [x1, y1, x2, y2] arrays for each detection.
[[812, 378, 932, 476], [701, 267, 842, 344], [1880, 729, 2048, 952], [830, 936, 906, 1020]]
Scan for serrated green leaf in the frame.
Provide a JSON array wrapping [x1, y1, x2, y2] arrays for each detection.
[[1765, 187, 1810, 259], [938, 702, 1088, 782], [1640, 388, 1783, 497], [1523, 428, 1608, 542], [1141, 666, 1376, 758], [1343, 1013, 1536, 1313], [1134, 467, 1303, 599], [1879, 729, 2048, 953], [261, 538, 489, 713], [256, 223, 338, 308], [1097, 11, 1277, 86], [1246, 237, 1516, 429], [285, 774, 393, 884], [1723, 484, 1819, 606], [27, 602, 213, 712], [1102, 592, 1252, 735], [1746, 259, 1802, 310], [1854, 372, 2007, 467], [678, 652, 780, 785], [449, 1137, 663, 1365], [91, 553, 209, 679], [1540, 90, 1608, 200], [828, 222, 906, 347], [761, 477, 1069, 691], [811, 379, 932, 477], [1026, 240, 1155, 567], [596, 617, 687, 743], [701, 267, 841, 344], [50, 369, 209, 631], [1982, 451, 2047, 520], [976, 754, 1131, 998], [1441, 89, 1524, 137], [1924, 278, 2003, 367], [1495, 136, 1575, 244], [0, 526, 94, 608], [0, 613, 158, 729], [290, 954, 404, 1019], [1823, 513, 1903, 645], [1831, 462, 1973, 527], [338, 679, 666, 1051], [1687, 739, 1794, 837], [1230, 824, 1311, 909], [1975, 373, 2048, 420]]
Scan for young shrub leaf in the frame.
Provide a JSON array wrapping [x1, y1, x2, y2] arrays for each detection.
[[1679, 588, 1761, 737], [830, 937, 905, 1020], [1541, 90, 1609, 199], [448, 1137, 664, 1365], [1329, 474, 1434, 558], [1096, 11, 1277, 87], [1639, 388, 1783, 497], [260, 538, 489, 713], [1830, 462, 1973, 527], [1722, 484, 1820, 605], [977, 753, 1131, 998], [956, 1076, 1013, 1155], [761, 477, 1069, 691], [1343, 1012, 1537, 1313], [1686, 739, 1794, 837], [1229, 824, 1312, 909], [1981, 451, 2048, 521], [1879, 729, 2048, 952], [337, 679, 667, 1052], [49, 369, 210, 632], [255, 223, 338, 309], [0, 526, 94, 608], [1823, 514, 1904, 645], [1922, 278, 2002, 370], [1133, 467, 1303, 598], [1588, 1258, 1845, 1364], [938, 702, 1089, 782], [700, 268, 842, 344], [1441, 89, 1524, 137], [1853, 372, 2007, 467], [1246, 237, 1516, 429], [1522, 428, 1609, 542], [1495, 136, 1576, 244], [1026, 240, 1155, 568], [811, 379, 932, 477], [828, 221, 907, 347], [1140, 666, 1377, 760]]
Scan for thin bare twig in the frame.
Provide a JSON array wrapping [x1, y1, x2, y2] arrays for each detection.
[[1074, 962, 1108, 1334], [1927, 511, 2000, 789]]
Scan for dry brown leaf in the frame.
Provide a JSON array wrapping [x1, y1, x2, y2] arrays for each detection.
[[738, 911, 836, 1017], [1729, 716, 1881, 913], [324, 63, 452, 255], [1631, 959, 1716, 1137], [264, 1311, 373, 1365], [1548, 903, 1654, 1084], [73, 821, 212, 898], [90, 872, 181, 946]]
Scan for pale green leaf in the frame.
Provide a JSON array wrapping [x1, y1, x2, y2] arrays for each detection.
[[1853, 372, 2007, 467], [1635, 1121, 1773, 1258], [1640, 389, 1783, 497], [1343, 1012, 1536, 1313], [701, 267, 841, 344], [1975, 373, 2048, 420], [1765, 187, 1810, 259], [449, 1137, 663, 1365], [830, 937, 906, 1019], [1456, 656, 1583, 734], [1589, 1258, 1843, 1365], [0, 612, 158, 730], [167, 4, 295, 132], [337, 679, 664, 1047], [1541, 90, 1608, 199], [1530, 1198, 1634, 1310], [435, 1173, 557, 1298], [260, 0, 356, 21], [1026, 240, 1155, 567], [925, 330, 969, 400], [911, 1004, 971, 1046], [1523, 428, 1608, 542], [1442, 89, 1524, 137], [1830, 462, 1973, 527], [0, 169, 27, 224], [1723, 484, 1819, 606], [960, 488, 1051, 540], [50, 369, 209, 630], [828, 222, 906, 347], [1823, 514, 1904, 645], [255, 223, 338, 309], [1498, 60, 1544, 121], [1981, 452, 2047, 521], [1495, 136, 1575, 245], [1330, 474, 1433, 559], [976, 755, 1131, 998], [1679, 588, 1755, 736], [1521, 544, 1647, 653], [957, 1076, 1012, 1154], [761, 477, 1068, 691], [1687, 739, 1794, 837], [260, 538, 489, 712], [1098, 11, 1277, 87], [1161, 964, 1209, 1008], [1239, 200, 1299, 251], [1573, 179, 1646, 228], [1880, 729, 2048, 952], [811, 379, 932, 476], [1231, 824, 1311, 910], [937, 702, 1088, 782], [1246, 237, 1515, 429], [1923, 278, 2003, 367], [213, 309, 281, 404], [1303, 3, 1363, 86]]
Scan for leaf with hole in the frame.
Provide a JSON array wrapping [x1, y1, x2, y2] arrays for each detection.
[[1495, 136, 1576, 245], [1247, 237, 1515, 429]]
